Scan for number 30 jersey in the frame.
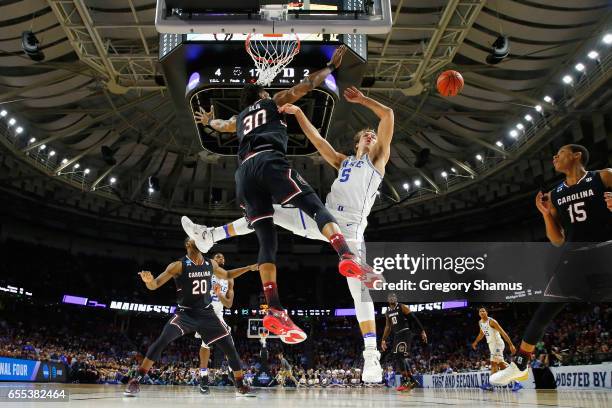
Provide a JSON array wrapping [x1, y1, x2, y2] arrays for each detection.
[[326, 155, 383, 226], [237, 98, 288, 162], [175, 256, 214, 309], [551, 170, 612, 243]]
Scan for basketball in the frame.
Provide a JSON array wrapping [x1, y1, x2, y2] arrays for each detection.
[[436, 70, 464, 97]]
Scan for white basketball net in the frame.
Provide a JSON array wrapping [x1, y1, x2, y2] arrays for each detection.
[[246, 33, 300, 86]]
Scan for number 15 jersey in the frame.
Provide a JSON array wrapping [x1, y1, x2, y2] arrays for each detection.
[[175, 256, 214, 309], [237, 98, 288, 162], [551, 170, 612, 243]]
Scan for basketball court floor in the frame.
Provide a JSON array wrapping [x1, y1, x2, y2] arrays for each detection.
[[1, 383, 610, 407]]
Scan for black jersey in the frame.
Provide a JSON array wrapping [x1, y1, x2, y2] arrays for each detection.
[[551, 170, 612, 243], [236, 98, 288, 161], [174, 255, 214, 309], [386, 304, 411, 334]]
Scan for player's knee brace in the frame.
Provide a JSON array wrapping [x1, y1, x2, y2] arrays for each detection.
[[213, 335, 242, 372], [253, 217, 277, 264], [145, 324, 182, 362], [523, 303, 566, 345], [289, 193, 336, 231], [346, 277, 375, 322]]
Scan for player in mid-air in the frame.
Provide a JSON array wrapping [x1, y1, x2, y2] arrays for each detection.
[[195, 252, 234, 394], [185, 45, 373, 345], [381, 293, 427, 391], [471, 307, 519, 390], [123, 238, 257, 398], [491, 144, 612, 386], [184, 86, 395, 382]]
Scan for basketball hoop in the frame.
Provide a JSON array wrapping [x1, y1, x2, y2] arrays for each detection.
[[245, 33, 300, 86], [259, 327, 270, 339]]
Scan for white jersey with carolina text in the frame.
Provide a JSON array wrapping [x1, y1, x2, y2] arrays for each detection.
[[325, 154, 383, 229], [479, 318, 503, 345]]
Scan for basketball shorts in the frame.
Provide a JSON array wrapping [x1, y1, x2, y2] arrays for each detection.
[[488, 342, 505, 363], [170, 306, 229, 347], [271, 204, 366, 251], [235, 151, 315, 222], [392, 329, 412, 356], [196, 302, 228, 348], [544, 240, 612, 301]]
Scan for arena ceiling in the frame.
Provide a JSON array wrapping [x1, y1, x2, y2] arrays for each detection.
[[0, 0, 611, 230]]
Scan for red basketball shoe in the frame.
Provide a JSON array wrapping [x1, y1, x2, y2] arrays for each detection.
[[263, 308, 307, 344]]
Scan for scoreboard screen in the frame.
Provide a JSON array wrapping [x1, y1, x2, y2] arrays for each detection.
[[199, 66, 313, 87]]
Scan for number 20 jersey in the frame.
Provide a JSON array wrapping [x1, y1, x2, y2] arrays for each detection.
[[551, 170, 612, 243], [174, 256, 213, 309], [237, 98, 288, 162]]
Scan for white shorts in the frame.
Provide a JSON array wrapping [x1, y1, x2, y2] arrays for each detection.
[[488, 342, 505, 362], [196, 303, 227, 348], [271, 204, 366, 257]]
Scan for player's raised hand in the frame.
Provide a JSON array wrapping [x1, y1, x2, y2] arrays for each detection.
[[343, 86, 365, 104], [605, 192, 612, 211], [329, 45, 347, 68], [278, 103, 301, 115], [194, 106, 214, 125], [381, 340, 387, 352], [509, 343, 517, 355], [249, 264, 259, 271], [139, 271, 154, 284], [535, 191, 552, 216]]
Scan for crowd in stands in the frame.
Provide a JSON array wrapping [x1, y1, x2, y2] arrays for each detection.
[[1, 301, 610, 388]]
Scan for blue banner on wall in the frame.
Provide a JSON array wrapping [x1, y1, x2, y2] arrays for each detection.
[[0, 357, 67, 382]]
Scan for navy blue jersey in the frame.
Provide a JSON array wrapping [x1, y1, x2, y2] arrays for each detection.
[[551, 170, 612, 243], [174, 255, 214, 309], [236, 98, 288, 161], [386, 304, 410, 334]]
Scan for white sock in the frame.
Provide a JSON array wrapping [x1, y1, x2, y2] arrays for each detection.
[[363, 334, 377, 351], [200, 368, 208, 378], [212, 217, 252, 242]]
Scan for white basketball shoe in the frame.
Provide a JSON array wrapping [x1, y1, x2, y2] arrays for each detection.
[[489, 362, 529, 386], [362, 349, 383, 383], [181, 216, 214, 253]]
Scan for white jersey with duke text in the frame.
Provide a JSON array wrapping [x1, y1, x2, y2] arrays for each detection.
[[211, 275, 229, 318], [479, 318, 505, 362], [479, 318, 503, 345], [325, 154, 383, 231]]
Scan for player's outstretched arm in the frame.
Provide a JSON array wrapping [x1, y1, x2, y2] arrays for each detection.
[[400, 304, 427, 343], [472, 329, 485, 350], [490, 319, 516, 354], [279, 104, 346, 169], [535, 191, 564, 246], [599, 169, 612, 211], [212, 259, 258, 280], [381, 315, 391, 351], [273, 45, 347, 106], [139, 261, 181, 290], [344, 87, 394, 169], [209, 115, 237, 133]]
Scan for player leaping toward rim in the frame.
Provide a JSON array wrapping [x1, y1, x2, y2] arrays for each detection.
[[184, 86, 393, 381], [186, 46, 372, 345]]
